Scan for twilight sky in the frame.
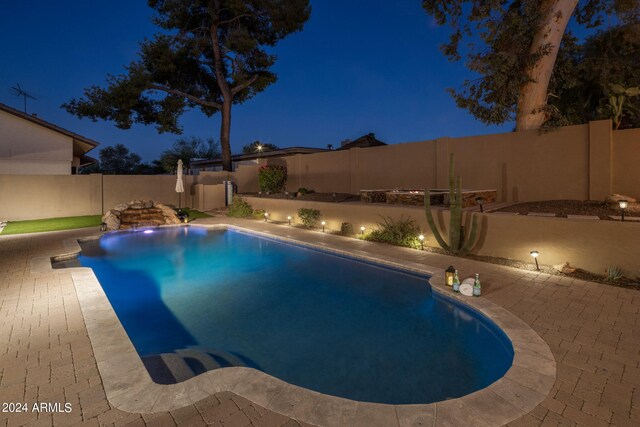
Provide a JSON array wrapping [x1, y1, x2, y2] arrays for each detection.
[[0, 0, 517, 161]]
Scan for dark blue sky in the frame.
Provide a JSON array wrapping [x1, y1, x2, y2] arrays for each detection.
[[0, 0, 516, 161]]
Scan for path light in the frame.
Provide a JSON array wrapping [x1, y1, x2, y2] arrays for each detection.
[[100, 222, 107, 232], [445, 265, 456, 287], [360, 225, 366, 235], [475, 196, 485, 213], [287, 215, 292, 225], [530, 250, 540, 271], [619, 200, 628, 221], [264, 212, 269, 222], [321, 220, 326, 232], [418, 234, 425, 250]]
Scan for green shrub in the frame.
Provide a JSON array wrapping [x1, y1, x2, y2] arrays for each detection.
[[297, 208, 322, 227], [258, 165, 287, 193], [297, 187, 315, 195], [252, 208, 267, 220], [226, 197, 253, 218], [364, 216, 421, 249], [605, 265, 623, 282], [340, 222, 354, 235]]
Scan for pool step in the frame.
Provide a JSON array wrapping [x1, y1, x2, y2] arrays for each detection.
[[142, 348, 247, 384], [159, 353, 195, 382]]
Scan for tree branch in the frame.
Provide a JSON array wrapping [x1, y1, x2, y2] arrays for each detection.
[[219, 13, 256, 25], [231, 75, 259, 96], [148, 84, 222, 109]]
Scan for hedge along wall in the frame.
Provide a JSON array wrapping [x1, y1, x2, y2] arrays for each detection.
[[243, 196, 640, 276], [259, 120, 640, 202]]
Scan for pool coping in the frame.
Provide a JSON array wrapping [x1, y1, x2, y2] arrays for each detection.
[[49, 223, 556, 427]]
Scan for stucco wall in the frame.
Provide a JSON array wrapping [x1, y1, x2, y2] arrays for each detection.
[[193, 184, 226, 211], [0, 174, 102, 220], [612, 128, 640, 199], [0, 109, 72, 175], [0, 174, 197, 221], [244, 196, 640, 276], [102, 175, 196, 210], [260, 121, 623, 202]]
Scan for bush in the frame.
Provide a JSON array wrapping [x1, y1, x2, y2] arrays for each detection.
[[226, 197, 253, 218], [252, 208, 267, 220], [340, 222, 354, 235], [364, 216, 421, 249], [297, 187, 315, 195], [258, 165, 287, 193], [297, 208, 322, 227]]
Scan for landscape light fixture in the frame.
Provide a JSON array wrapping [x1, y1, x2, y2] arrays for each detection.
[[530, 250, 540, 271], [360, 225, 366, 235], [256, 144, 263, 152], [100, 222, 107, 232], [418, 234, 425, 250], [445, 265, 456, 287], [475, 196, 485, 213], [321, 220, 326, 232], [619, 200, 628, 221], [264, 212, 269, 222], [287, 215, 292, 225]]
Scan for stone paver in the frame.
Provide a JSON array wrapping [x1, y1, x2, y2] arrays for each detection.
[[1, 218, 638, 426]]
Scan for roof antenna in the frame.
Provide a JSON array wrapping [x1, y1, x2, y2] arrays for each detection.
[[11, 84, 37, 113]]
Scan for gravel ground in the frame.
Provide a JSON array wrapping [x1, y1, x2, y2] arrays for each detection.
[[494, 199, 640, 219]]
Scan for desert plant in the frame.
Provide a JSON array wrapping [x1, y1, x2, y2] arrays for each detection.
[[297, 208, 321, 227], [598, 84, 640, 130], [252, 208, 266, 220], [258, 165, 287, 193], [364, 216, 421, 249], [226, 197, 253, 218], [605, 265, 623, 282], [424, 153, 480, 255]]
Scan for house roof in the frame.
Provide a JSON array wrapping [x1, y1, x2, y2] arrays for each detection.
[[0, 102, 100, 158], [337, 133, 387, 150], [191, 146, 330, 168]]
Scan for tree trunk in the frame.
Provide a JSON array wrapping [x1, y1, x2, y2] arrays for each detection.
[[220, 99, 232, 171], [515, 0, 578, 131]]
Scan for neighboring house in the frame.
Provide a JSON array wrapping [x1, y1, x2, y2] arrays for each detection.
[[0, 102, 99, 175], [337, 132, 387, 150], [191, 146, 329, 173]]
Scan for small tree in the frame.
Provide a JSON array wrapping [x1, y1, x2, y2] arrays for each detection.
[[158, 137, 220, 173], [258, 165, 287, 193], [98, 144, 144, 174]]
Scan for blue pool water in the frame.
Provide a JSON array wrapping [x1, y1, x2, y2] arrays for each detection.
[[78, 226, 513, 404]]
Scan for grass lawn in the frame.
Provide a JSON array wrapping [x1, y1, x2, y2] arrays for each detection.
[[1, 215, 102, 235], [187, 209, 212, 220]]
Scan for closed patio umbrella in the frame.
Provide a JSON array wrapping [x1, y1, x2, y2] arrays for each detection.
[[175, 159, 185, 208]]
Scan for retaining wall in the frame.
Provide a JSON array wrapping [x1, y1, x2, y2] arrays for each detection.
[[243, 196, 640, 276]]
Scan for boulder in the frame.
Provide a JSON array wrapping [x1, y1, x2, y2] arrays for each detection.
[[553, 262, 576, 274], [129, 202, 144, 209], [113, 203, 129, 212], [143, 200, 154, 208], [101, 211, 121, 231]]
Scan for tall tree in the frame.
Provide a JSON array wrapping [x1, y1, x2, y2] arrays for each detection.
[[98, 144, 144, 174], [422, 0, 639, 131], [64, 0, 311, 171], [548, 23, 640, 129], [158, 136, 221, 172], [241, 140, 279, 154]]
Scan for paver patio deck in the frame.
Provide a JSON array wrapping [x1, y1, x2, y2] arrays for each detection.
[[1, 216, 638, 426]]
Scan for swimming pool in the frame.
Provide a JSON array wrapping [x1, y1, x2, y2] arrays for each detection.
[[78, 226, 513, 405]]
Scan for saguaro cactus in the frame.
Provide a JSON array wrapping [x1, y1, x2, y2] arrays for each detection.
[[424, 153, 480, 254]]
